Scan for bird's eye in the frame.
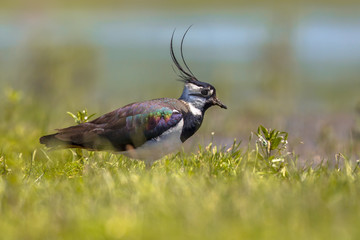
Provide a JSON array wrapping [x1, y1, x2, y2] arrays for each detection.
[[201, 89, 209, 96]]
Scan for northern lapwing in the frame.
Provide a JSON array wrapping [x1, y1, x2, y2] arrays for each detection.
[[40, 28, 227, 163]]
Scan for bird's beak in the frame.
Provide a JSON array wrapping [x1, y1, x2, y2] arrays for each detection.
[[213, 97, 227, 109]]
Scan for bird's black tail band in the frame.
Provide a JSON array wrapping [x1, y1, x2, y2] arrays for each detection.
[[40, 133, 65, 148]]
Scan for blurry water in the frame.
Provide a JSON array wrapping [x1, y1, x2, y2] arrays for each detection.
[[1, 10, 359, 70], [0, 9, 359, 112]]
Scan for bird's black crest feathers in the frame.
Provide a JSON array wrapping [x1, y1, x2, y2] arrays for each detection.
[[170, 26, 198, 83]]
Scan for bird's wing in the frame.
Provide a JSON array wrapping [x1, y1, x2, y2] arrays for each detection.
[[54, 99, 184, 151]]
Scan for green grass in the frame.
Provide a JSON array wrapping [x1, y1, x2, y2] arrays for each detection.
[[1, 138, 360, 239], [1, 89, 360, 240]]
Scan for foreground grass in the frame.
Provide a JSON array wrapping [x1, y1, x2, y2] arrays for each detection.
[[1, 140, 360, 240]]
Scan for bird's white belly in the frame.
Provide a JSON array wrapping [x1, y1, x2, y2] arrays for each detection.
[[121, 119, 184, 162]]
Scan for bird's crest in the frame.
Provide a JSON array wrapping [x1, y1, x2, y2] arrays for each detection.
[[170, 26, 198, 83]]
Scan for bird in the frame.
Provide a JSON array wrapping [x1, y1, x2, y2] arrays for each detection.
[[40, 27, 227, 164]]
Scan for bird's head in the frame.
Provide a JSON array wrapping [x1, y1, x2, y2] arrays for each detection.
[[171, 27, 227, 114], [179, 78, 227, 112]]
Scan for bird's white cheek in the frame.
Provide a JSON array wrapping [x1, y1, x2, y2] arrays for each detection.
[[188, 103, 202, 116]]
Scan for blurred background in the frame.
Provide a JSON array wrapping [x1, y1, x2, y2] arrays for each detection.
[[1, 1, 360, 161]]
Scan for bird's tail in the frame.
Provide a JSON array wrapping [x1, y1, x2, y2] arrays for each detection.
[[39, 125, 112, 150], [39, 133, 67, 148]]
